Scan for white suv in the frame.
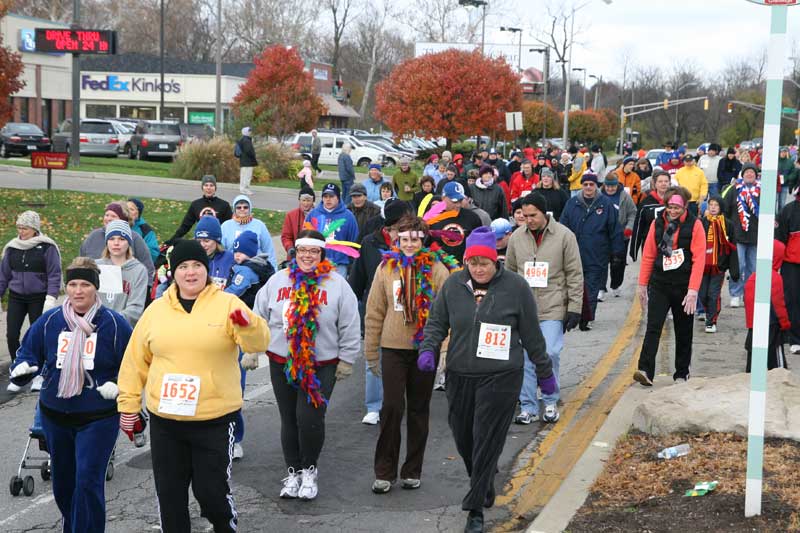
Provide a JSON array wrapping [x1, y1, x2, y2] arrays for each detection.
[[286, 132, 391, 167]]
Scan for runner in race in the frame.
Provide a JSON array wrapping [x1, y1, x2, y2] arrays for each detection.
[[118, 239, 269, 532], [419, 227, 556, 533], [253, 229, 361, 501], [10, 257, 132, 533]]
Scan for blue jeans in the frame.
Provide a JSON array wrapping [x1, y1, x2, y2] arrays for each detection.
[[234, 350, 246, 443], [365, 349, 383, 413], [40, 411, 118, 533], [571, 190, 580, 198], [341, 181, 353, 206], [707, 183, 719, 197], [519, 320, 563, 415], [730, 243, 757, 297]]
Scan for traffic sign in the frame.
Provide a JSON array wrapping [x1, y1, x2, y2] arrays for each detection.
[[783, 107, 798, 114], [31, 152, 68, 169]]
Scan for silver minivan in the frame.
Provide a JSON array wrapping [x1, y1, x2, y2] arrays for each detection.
[[52, 119, 120, 157]]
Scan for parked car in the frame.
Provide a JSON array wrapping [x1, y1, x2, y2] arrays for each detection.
[[646, 149, 666, 168], [107, 120, 135, 155], [356, 135, 417, 158], [0, 123, 51, 157], [52, 119, 119, 157], [285, 132, 390, 167], [180, 123, 215, 143], [129, 120, 183, 161]]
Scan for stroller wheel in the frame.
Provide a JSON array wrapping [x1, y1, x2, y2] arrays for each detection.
[[105, 462, 114, 481], [40, 462, 51, 481], [22, 475, 34, 496], [9, 476, 23, 496]]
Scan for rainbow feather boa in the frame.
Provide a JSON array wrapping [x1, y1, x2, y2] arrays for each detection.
[[284, 258, 334, 408], [381, 248, 461, 347]]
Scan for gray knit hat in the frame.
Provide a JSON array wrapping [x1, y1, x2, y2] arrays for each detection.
[[16, 211, 41, 233], [201, 174, 217, 186]]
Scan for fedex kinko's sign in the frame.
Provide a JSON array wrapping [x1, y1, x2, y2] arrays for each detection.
[[81, 74, 182, 94]]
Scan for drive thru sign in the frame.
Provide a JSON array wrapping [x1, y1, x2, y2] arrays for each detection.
[[31, 151, 69, 190]]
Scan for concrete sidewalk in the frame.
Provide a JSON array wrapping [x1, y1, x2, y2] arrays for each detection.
[[526, 286, 789, 533]]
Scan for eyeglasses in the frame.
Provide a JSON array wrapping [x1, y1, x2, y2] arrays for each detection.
[[235, 205, 249, 210], [296, 247, 322, 256]]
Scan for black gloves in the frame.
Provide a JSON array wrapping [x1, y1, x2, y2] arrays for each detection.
[[563, 311, 581, 332]]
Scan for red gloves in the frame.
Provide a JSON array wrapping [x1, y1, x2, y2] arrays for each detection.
[[119, 412, 144, 441], [624, 228, 633, 239], [229, 308, 250, 327]]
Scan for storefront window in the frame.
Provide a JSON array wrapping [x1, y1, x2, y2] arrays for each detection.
[[162, 107, 184, 121], [86, 104, 117, 119], [120, 106, 156, 120]]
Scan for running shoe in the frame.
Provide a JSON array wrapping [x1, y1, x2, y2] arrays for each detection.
[[597, 290, 606, 302], [633, 370, 653, 387], [791, 345, 800, 354], [298, 466, 318, 500], [401, 478, 421, 490], [514, 411, 539, 424], [730, 296, 741, 308], [233, 443, 243, 460], [30, 375, 43, 392], [542, 404, 560, 423], [280, 468, 300, 499], [612, 288, 621, 298], [372, 479, 392, 493], [361, 412, 380, 425], [705, 324, 717, 333]]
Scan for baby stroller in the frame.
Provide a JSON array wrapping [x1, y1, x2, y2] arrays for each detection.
[[9, 403, 117, 497]]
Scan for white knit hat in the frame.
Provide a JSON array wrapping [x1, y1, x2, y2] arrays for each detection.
[[16, 211, 41, 233]]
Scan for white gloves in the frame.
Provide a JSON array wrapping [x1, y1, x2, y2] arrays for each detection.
[[96, 382, 119, 400], [10, 362, 38, 379], [241, 352, 260, 370], [43, 295, 57, 312]]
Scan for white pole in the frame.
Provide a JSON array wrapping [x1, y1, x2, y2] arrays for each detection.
[[561, 6, 575, 149]]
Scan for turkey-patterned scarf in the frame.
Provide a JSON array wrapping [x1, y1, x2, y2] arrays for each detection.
[[382, 248, 460, 347], [58, 295, 101, 398], [735, 179, 760, 232], [284, 259, 334, 408]]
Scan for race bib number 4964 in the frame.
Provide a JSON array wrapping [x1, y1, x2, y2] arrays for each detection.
[[524, 261, 549, 288], [158, 374, 201, 417]]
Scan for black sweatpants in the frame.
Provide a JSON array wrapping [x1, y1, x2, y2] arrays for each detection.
[[446, 369, 523, 512], [310, 153, 322, 173], [269, 360, 336, 470], [374, 348, 435, 482], [699, 272, 724, 325], [745, 325, 788, 372], [781, 262, 800, 345], [637, 283, 693, 381], [149, 413, 238, 533], [6, 291, 45, 362]]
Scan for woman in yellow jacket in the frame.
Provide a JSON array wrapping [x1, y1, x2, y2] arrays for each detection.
[[365, 215, 459, 494], [567, 154, 587, 196], [117, 239, 268, 533]]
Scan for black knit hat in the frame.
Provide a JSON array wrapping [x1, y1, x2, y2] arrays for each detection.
[[383, 199, 413, 226], [521, 191, 548, 214], [169, 239, 209, 272]]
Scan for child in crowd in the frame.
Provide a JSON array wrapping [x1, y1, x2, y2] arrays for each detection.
[[298, 160, 314, 190], [744, 240, 791, 371], [96, 220, 148, 325], [699, 196, 739, 333], [194, 216, 235, 289], [375, 182, 395, 209]]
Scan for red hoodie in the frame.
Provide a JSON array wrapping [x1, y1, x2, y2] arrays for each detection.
[[510, 171, 539, 202], [744, 240, 791, 330]]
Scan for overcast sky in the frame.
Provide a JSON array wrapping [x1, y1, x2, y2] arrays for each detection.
[[473, 0, 800, 86]]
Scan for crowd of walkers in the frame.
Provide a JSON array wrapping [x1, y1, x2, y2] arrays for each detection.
[[2, 137, 800, 533]]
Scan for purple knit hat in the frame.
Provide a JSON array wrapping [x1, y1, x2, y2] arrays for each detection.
[[464, 226, 498, 262]]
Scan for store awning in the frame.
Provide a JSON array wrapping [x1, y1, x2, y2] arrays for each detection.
[[320, 93, 360, 119]]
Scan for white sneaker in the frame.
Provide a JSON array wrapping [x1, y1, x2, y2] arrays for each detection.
[[612, 288, 620, 298], [597, 290, 606, 302], [298, 466, 318, 500], [30, 375, 43, 392], [791, 345, 800, 354], [280, 468, 300, 499], [361, 412, 380, 425], [705, 324, 717, 333], [6, 382, 21, 393], [730, 296, 741, 308], [233, 443, 243, 460], [433, 372, 446, 391], [542, 404, 560, 423]]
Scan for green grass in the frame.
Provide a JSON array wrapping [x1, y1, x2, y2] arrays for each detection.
[[0, 187, 284, 273]]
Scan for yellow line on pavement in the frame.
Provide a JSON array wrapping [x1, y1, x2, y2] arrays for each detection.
[[494, 298, 642, 509]]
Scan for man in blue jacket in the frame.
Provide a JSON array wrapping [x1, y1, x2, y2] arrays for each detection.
[[305, 183, 359, 277], [560, 172, 624, 330]]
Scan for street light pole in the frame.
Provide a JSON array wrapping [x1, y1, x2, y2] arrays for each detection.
[[459, 0, 489, 55], [589, 74, 602, 109], [672, 81, 697, 143], [215, 0, 222, 134], [531, 47, 550, 142], [500, 27, 523, 71], [160, 0, 165, 120], [573, 67, 587, 109]]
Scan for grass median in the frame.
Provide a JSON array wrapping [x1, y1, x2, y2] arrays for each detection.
[[0, 187, 284, 273]]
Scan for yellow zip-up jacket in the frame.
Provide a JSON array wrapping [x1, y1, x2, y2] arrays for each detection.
[[118, 283, 269, 421], [675, 165, 709, 202], [568, 159, 587, 191]]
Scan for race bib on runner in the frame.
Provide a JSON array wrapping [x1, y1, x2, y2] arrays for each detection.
[[524, 261, 549, 288], [392, 280, 404, 312], [56, 331, 98, 370], [662, 248, 685, 271], [158, 374, 201, 417], [211, 276, 227, 289], [282, 300, 291, 334], [477, 323, 511, 360]]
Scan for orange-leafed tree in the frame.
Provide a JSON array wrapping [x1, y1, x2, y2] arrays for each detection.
[[374, 49, 523, 146], [0, 5, 25, 126], [568, 110, 615, 144], [232, 45, 326, 140], [522, 100, 562, 140]]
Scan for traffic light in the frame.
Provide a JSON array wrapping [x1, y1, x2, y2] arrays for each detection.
[[664, 99, 669, 110], [727, 102, 733, 113], [704, 98, 709, 111]]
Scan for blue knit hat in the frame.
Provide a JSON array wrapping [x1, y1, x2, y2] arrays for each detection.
[[194, 215, 222, 243], [233, 230, 259, 258], [127, 197, 145, 217], [368, 163, 382, 171], [105, 220, 133, 246]]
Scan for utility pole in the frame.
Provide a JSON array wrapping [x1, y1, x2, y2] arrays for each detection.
[[572, 67, 587, 110], [215, 0, 222, 134], [590, 74, 602, 109], [159, 0, 165, 120], [459, 0, 488, 55], [531, 47, 550, 142], [70, 0, 80, 166], [500, 27, 522, 71]]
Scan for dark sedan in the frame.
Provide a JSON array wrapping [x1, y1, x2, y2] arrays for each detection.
[[0, 123, 51, 157]]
